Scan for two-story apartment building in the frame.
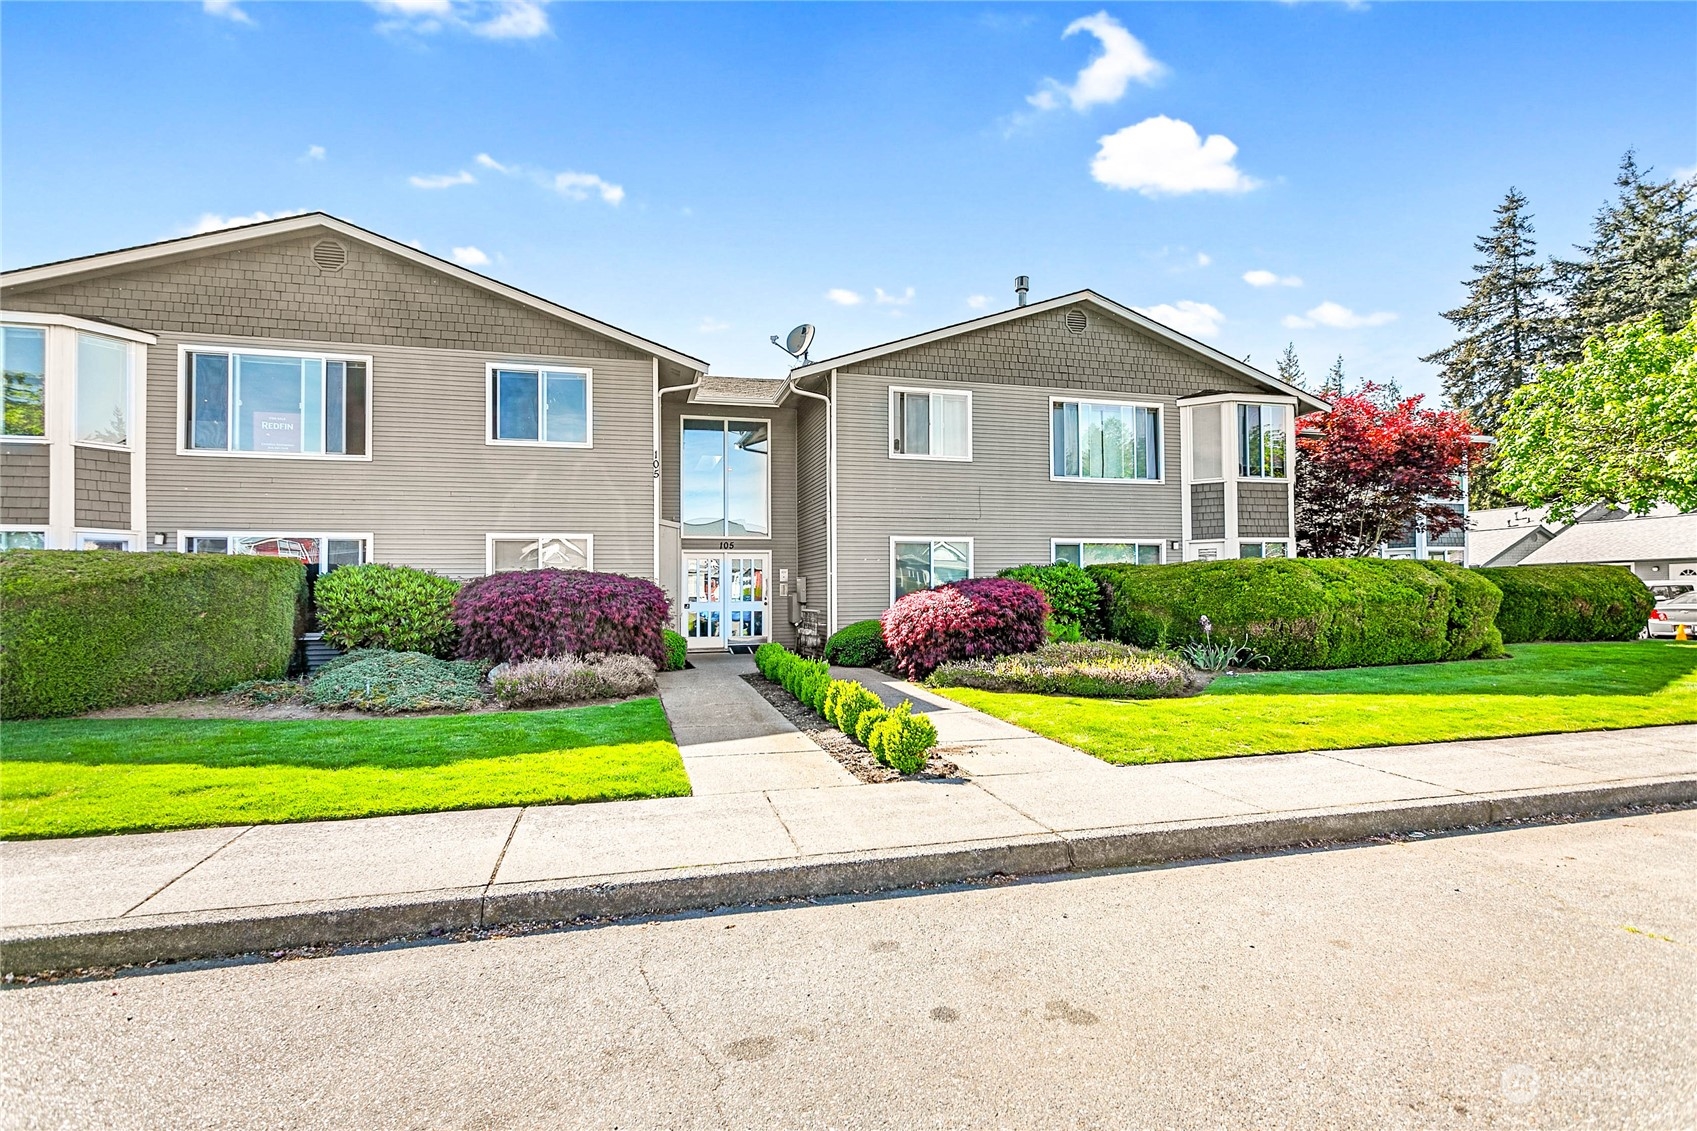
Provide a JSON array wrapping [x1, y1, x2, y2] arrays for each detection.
[[2, 213, 1321, 652]]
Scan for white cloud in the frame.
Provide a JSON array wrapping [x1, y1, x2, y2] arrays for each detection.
[[698, 317, 731, 333], [874, 286, 915, 306], [370, 0, 551, 40], [450, 245, 491, 267], [1243, 269, 1302, 288], [302, 145, 327, 162], [1281, 301, 1397, 330], [1029, 12, 1164, 113], [188, 209, 308, 234], [409, 169, 476, 189], [825, 289, 864, 306], [1134, 300, 1224, 338], [1091, 116, 1258, 197], [203, 0, 254, 24], [966, 294, 991, 310], [1195, 252, 1212, 267], [551, 171, 624, 205], [1675, 164, 1697, 182], [475, 153, 511, 173]]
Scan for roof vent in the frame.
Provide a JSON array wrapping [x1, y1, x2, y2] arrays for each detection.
[[311, 239, 348, 273], [1064, 308, 1088, 334]]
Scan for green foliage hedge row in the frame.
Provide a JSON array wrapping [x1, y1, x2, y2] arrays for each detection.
[[1415, 560, 1506, 660], [823, 619, 891, 667], [754, 642, 935, 772], [314, 563, 460, 657], [0, 550, 304, 719], [1474, 564, 1655, 643], [997, 561, 1103, 637]]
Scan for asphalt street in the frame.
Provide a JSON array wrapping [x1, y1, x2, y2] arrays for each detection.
[[3, 810, 1693, 1129]]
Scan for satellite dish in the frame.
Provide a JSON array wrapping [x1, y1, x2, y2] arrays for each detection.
[[769, 323, 816, 364]]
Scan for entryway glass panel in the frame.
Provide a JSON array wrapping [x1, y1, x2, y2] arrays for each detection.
[[684, 553, 768, 648]]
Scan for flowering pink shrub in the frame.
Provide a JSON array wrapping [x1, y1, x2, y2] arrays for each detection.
[[452, 569, 671, 668], [880, 577, 1049, 679]]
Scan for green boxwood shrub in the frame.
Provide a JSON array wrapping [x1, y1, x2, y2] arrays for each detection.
[[1474, 564, 1655, 643], [867, 702, 937, 773], [1090, 557, 1468, 670], [823, 619, 892, 667], [756, 642, 932, 769], [854, 706, 890, 746], [314, 563, 460, 657], [0, 550, 304, 719], [997, 561, 1103, 637], [306, 649, 486, 714], [832, 683, 884, 737], [1415, 561, 1505, 660], [662, 629, 689, 672]]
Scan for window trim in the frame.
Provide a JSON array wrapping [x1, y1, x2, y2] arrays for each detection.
[[889, 535, 974, 605], [1047, 395, 1165, 485], [176, 529, 375, 563], [175, 344, 376, 462], [680, 414, 773, 540], [75, 529, 137, 551], [1235, 401, 1292, 482], [484, 362, 594, 449], [887, 385, 974, 463], [1049, 538, 1165, 567], [0, 526, 51, 550], [72, 331, 136, 453], [485, 532, 595, 575]]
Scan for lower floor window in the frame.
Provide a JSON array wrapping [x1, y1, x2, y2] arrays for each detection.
[[1426, 549, 1465, 564], [488, 534, 592, 573], [1052, 541, 1161, 567], [1240, 541, 1289, 559], [78, 532, 135, 551], [893, 538, 971, 601], [1, 530, 46, 551], [183, 532, 369, 569]]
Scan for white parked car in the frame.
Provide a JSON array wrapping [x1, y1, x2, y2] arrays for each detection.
[[1647, 592, 1697, 639]]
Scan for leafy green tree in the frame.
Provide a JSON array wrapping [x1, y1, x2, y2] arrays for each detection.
[[1493, 312, 1697, 521], [1551, 152, 1697, 360], [1276, 342, 1305, 388], [1422, 188, 1555, 439]]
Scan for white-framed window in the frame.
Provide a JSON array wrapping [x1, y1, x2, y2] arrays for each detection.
[[1189, 402, 1223, 481], [77, 531, 136, 551], [182, 346, 371, 459], [1, 529, 48, 550], [1237, 403, 1288, 479], [889, 386, 971, 461], [486, 534, 593, 574], [1385, 548, 1416, 561], [891, 537, 972, 602], [682, 417, 770, 537], [487, 364, 592, 447], [2, 325, 47, 439], [1239, 540, 1289, 559], [1426, 548, 1466, 564], [180, 531, 371, 570], [76, 332, 133, 448], [1051, 397, 1161, 482], [1051, 540, 1162, 567]]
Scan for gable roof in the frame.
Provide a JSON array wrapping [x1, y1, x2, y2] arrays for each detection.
[[789, 290, 1328, 412], [1518, 510, 1697, 566], [1, 212, 708, 373]]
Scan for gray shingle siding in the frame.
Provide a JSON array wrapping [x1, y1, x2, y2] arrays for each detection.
[[1, 443, 50, 524], [74, 447, 131, 528], [1236, 481, 1289, 538], [795, 396, 829, 629], [1190, 483, 1225, 540]]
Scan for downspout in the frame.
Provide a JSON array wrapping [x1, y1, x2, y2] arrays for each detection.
[[654, 363, 703, 582], [785, 373, 834, 637]]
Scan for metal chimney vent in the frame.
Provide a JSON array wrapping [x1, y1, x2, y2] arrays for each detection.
[[1015, 275, 1030, 307], [311, 239, 348, 273], [1064, 308, 1088, 334]]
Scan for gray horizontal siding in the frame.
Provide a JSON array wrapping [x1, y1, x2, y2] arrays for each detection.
[[794, 396, 829, 631], [1, 443, 50, 524], [1236, 481, 1289, 539], [73, 447, 131, 528]]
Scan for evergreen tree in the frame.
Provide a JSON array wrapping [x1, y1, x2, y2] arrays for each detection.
[[1551, 151, 1697, 358], [1321, 355, 1346, 397], [1421, 187, 1553, 439], [1276, 342, 1305, 388]]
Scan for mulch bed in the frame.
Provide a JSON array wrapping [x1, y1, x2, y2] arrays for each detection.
[[741, 673, 960, 784]]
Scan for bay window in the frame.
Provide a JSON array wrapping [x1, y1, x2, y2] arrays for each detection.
[[1052, 541, 1161, 567], [1237, 403, 1287, 478], [488, 534, 592, 573], [185, 348, 369, 457], [489, 365, 590, 446], [1051, 398, 1160, 481], [3, 326, 46, 438], [76, 333, 131, 446], [892, 537, 971, 601], [890, 387, 971, 460], [682, 418, 769, 537]]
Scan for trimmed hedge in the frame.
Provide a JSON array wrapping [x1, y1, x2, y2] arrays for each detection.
[[0, 549, 304, 719], [755, 642, 936, 771], [997, 561, 1103, 637], [314, 563, 460, 657], [1090, 558, 1484, 670], [881, 577, 1049, 680], [823, 619, 892, 667], [1474, 564, 1655, 643], [1415, 560, 1505, 660], [662, 629, 689, 672], [867, 702, 937, 774], [453, 569, 671, 668]]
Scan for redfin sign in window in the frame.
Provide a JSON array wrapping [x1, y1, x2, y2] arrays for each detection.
[[252, 411, 301, 452]]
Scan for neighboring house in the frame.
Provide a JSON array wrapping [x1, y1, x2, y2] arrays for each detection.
[[1467, 505, 1561, 567], [1, 213, 1322, 653], [1514, 504, 1696, 588]]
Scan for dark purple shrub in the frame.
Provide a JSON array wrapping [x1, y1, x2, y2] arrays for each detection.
[[452, 569, 671, 668], [880, 577, 1049, 680]]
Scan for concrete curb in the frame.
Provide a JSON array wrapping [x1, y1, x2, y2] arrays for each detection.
[[4, 776, 1693, 976]]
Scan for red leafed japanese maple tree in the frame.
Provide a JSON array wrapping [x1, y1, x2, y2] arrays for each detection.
[[1295, 385, 1480, 558]]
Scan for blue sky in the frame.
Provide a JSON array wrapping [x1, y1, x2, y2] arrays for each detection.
[[3, 1, 1692, 395]]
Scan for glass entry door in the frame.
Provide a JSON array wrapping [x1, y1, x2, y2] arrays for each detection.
[[683, 553, 769, 649]]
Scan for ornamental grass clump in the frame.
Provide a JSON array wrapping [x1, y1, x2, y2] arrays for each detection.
[[880, 577, 1049, 680], [314, 563, 460, 657], [492, 653, 658, 708], [452, 569, 671, 668], [306, 650, 487, 714], [928, 641, 1192, 699]]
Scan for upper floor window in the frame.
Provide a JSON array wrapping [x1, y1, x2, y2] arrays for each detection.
[[890, 387, 971, 460], [1052, 398, 1160, 481], [489, 365, 590, 446], [1189, 402, 1223, 480], [682, 418, 769, 537], [1053, 540, 1161, 567], [185, 349, 369, 457], [77, 334, 131, 447], [3, 326, 45, 438], [1238, 403, 1287, 478]]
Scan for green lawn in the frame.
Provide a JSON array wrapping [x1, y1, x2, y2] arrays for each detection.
[[0, 697, 690, 840], [933, 641, 1697, 765]]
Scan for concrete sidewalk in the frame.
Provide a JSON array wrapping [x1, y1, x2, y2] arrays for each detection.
[[3, 662, 1693, 973]]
